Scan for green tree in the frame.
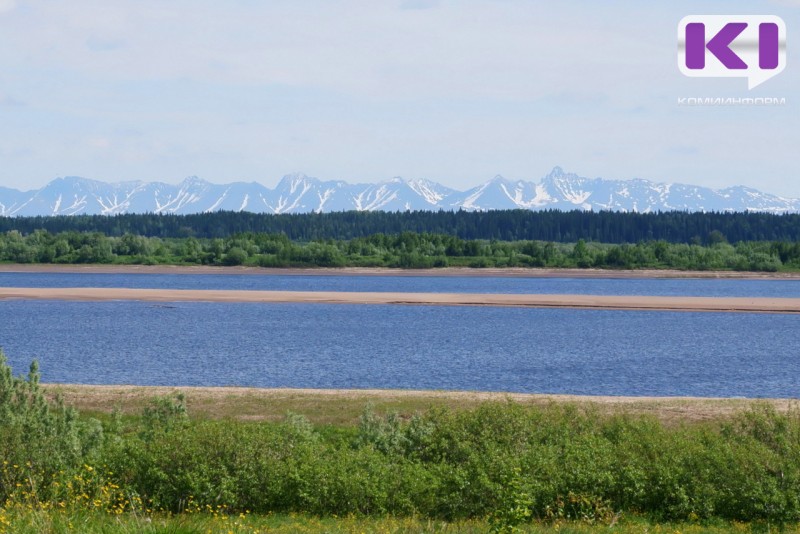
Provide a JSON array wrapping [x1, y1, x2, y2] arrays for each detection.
[[223, 246, 248, 266]]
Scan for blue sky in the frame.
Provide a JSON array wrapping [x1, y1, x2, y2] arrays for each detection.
[[0, 1, 798, 195]]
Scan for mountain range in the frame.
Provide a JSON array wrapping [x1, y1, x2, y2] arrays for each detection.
[[1, 167, 798, 216]]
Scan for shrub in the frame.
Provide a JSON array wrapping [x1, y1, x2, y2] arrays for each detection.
[[0, 350, 101, 503]]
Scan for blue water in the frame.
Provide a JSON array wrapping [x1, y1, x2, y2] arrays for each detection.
[[2, 272, 800, 297], [0, 299, 798, 397]]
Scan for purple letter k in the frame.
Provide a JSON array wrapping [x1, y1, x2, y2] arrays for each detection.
[[686, 22, 748, 70]]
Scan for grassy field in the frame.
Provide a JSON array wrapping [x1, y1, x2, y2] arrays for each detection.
[[43, 383, 799, 426]]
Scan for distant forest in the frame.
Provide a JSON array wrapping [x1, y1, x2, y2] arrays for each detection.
[[2, 209, 800, 243], [2, 212, 800, 272]]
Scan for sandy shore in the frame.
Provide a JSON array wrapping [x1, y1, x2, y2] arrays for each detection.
[[2, 286, 800, 313], [43, 384, 799, 424], [3, 263, 800, 279]]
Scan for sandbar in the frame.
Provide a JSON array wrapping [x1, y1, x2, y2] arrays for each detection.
[[2, 287, 800, 313]]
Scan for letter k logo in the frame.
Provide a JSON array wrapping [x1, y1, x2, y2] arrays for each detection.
[[678, 15, 786, 89], [685, 22, 748, 69]]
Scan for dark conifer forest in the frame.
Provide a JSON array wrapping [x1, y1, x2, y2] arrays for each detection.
[[2, 210, 800, 271], [2, 209, 800, 243]]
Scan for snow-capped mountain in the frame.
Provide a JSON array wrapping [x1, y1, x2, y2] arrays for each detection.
[[0, 185, 31, 215], [256, 173, 454, 213], [1, 168, 798, 216]]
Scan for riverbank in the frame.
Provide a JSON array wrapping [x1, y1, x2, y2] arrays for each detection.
[[15, 381, 800, 529], [3, 263, 800, 278], [42, 383, 799, 425]]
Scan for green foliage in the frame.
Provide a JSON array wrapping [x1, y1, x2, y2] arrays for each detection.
[[488, 467, 533, 533], [4, 354, 800, 526], [356, 403, 411, 455], [4, 209, 800, 245], [0, 227, 797, 272], [0, 350, 101, 504], [140, 393, 189, 440]]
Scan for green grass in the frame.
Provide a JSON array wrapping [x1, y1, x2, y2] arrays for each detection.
[[2, 509, 797, 534], [44, 384, 793, 427]]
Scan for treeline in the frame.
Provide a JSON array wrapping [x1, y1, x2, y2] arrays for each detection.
[[2, 229, 800, 271], [3, 352, 800, 525], [2, 209, 800, 243]]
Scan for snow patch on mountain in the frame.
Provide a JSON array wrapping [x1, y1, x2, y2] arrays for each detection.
[[2, 168, 799, 216]]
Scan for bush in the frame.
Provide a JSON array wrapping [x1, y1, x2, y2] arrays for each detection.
[[3, 352, 800, 525], [0, 350, 101, 504]]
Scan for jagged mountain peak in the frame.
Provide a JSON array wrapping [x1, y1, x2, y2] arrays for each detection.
[[178, 175, 210, 187], [279, 171, 312, 181], [1, 169, 798, 216], [51, 175, 104, 187], [276, 172, 319, 189], [542, 167, 587, 183]]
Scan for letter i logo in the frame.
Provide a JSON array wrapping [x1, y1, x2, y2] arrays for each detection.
[[678, 15, 786, 89]]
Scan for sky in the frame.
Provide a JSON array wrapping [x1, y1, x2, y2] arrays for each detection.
[[0, 0, 798, 196]]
